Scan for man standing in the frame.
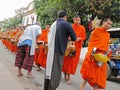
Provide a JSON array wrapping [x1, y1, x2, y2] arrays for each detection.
[[14, 23, 42, 77], [44, 10, 77, 90]]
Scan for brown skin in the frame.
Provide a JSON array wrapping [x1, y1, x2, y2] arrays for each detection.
[[45, 25, 50, 31], [73, 17, 81, 25], [102, 19, 112, 30]]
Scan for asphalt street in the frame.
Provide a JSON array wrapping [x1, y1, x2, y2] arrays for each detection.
[[0, 41, 120, 90]]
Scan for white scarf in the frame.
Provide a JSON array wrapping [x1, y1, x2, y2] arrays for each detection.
[[45, 21, 57, 79]]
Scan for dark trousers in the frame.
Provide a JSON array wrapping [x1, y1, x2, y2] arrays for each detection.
[[44, 52, 64, 90]]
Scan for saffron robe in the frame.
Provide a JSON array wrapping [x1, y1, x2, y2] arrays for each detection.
[[34, 30, 48, 67], [80, 27, 110, 89], [62, 24, 86, 74]]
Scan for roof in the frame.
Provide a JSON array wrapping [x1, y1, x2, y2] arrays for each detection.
[[107, 28, 120, 32]]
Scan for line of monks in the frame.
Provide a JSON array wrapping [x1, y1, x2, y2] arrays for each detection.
[[0, 17, 113, 90], [0, 17, 86, 85], [34, 17, 86, 84], [34, 16, 86, 85], [0, 26, 24, 54]]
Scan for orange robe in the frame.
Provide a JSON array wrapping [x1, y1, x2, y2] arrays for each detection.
[[34, 47, 40, 65], [13, 30, 23, 53], [80, 27, 110, 89], [62, 24, 86, 74], [9, 29, 18, 52], [6, 31, 11, 49], [7, 31, 13, 51], [1, 32, 7, 46], [34, 30, 48, 68]]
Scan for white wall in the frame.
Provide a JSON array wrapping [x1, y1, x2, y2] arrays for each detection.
[[22, 13, 37, 26], [80, 47, 88, 62]]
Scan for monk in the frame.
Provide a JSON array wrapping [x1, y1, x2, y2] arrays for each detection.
[[5, 29, 11, 49], [10, 26, 24, 53], [9, 28, 19, 52], [6, 28, 13, 51], [1, 31, 7, 46], [62, 15, 86, 84], [80, 18, 112, 90], [34, 24, 50, 70]]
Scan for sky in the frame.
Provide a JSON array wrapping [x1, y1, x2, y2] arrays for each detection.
[[0, 0, 33, 21]]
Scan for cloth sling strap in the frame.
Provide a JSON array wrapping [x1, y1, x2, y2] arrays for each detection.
[[45, 21, 57, 79]]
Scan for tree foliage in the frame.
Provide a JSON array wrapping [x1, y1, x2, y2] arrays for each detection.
[[85, 0, 120, 22], [34, 0, 88, 28], [34, 0, 120, 28], [2, 8, 23, 30], [2, 16, 21, 30], [34, 0, 120, 46]]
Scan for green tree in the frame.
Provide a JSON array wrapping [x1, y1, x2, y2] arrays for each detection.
[[34, 0, 120, 46], [2, 8, 23, 30]]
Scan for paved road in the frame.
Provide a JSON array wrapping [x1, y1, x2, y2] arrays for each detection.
[[0, 41, 120, 90]]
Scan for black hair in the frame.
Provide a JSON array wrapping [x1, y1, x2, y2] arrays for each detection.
[[34, 22, 41, 26], [46, 24, 50, 26], [57, 10, 67, 18], [73, 15, 80, 19], [100, 18, 111, 25]]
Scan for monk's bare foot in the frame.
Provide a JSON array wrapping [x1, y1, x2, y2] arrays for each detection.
[[80, 83, 85, 90], [64, 73, 68, 81], [67, 79, 72, 85], [36, 66, 41, 71]]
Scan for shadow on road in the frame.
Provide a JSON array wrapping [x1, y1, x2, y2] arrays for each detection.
[[107, 77, 120, 83]]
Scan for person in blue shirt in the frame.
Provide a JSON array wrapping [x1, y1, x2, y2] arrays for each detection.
[[14, 23, 42, 78]]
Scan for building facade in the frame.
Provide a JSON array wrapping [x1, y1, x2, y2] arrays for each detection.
[[22, 1, 37, 26]]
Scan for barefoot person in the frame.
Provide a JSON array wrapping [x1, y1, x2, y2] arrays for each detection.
[[80, 18, 112, 90], [62, 15, 86, 84], [34, 24, 50, 70], [14, 22, 41, 77]]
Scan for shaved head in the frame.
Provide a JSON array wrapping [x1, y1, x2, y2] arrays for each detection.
[[73, 15, 80, 19], [73, 15, 81, 25]]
